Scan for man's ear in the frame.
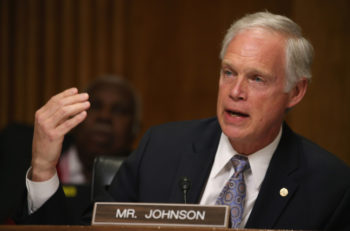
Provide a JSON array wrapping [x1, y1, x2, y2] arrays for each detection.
[[287, 78, 308, 108]]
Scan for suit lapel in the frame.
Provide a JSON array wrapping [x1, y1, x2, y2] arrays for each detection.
[[246, 124, 302, 228], [169, 119, 222, 204], [167, 120, 304, 227]]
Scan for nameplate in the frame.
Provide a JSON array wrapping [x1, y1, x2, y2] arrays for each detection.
[[92, 202, 229, 228]]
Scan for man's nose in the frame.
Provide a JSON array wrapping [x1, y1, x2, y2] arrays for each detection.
[[97, 107, 112, 120], [229, 77, 247, 101]]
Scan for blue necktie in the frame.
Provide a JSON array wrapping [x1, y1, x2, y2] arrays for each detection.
[[216, 155, 250, 228]]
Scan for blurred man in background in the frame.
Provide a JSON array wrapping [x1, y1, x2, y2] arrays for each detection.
[[57, 75, 140, 184], [0, 75, 140, 223]]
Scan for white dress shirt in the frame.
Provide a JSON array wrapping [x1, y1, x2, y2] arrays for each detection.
[[26, 167, 59, 214], [27, 145, 86, 214], [200, 128, 282, 228], [27, 128, 282, 219]]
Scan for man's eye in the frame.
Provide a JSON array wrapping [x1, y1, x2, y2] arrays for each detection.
[[253, 76, 264, 82], [112, 106, 131, 116], [223, 70, 233, 77]]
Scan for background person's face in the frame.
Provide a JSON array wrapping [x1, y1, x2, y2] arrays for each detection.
[[217, 28, 296, 154], [75, 84, 135, 159]]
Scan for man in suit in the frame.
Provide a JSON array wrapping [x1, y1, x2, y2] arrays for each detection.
[[53, 75, 140, 221], [17, 12, 350, 230], [1, 76, 139, 223], [57, 75, 140, 184]]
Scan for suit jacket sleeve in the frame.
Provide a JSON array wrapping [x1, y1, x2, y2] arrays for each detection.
[[15, 186, 82, 225], [324, 187, 350, 231]]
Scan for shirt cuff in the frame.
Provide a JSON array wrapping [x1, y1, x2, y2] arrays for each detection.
[[26, 167, 59, 214]]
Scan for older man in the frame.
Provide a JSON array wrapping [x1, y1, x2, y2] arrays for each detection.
[[58, 76, 140, 184], [19, 12, 350, 230], [0, 76, 139, 223]]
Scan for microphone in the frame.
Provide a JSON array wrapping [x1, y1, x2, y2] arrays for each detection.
[[179, 176, 191, 204]]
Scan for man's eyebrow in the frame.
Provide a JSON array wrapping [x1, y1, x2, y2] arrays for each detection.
[[221, 60, 233, 67], [221, 61, 272, 78], [245, 68, 271, 77], [220, 61, 238, 72]]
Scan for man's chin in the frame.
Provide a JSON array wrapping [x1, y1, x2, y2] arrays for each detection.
[[222, 127, 251, 143], [85, 147, 111, 156]]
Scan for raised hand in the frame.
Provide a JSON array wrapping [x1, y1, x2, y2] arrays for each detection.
[[30, 88, 90, 181]]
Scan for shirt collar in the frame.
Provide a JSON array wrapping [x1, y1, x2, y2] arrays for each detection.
[[246, 127, 282, 190], [211, 127, 283, 189]]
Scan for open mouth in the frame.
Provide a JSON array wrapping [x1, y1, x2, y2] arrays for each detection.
[[226, 109, 249, 117]]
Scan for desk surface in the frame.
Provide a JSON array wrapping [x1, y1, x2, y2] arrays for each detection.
[[0, 225, 297, 231]]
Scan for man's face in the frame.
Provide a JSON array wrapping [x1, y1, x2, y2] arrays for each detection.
[[217, 28, 298, 154], [75, 84, 135, 158]]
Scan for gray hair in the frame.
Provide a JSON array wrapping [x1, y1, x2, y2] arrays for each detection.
[[220, 12, 314, 91]]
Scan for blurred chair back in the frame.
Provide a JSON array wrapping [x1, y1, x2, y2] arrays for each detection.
[[91, 156, 125, 202]]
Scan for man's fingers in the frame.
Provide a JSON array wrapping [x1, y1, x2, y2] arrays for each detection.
[[61, 92, 89, 106], [47, 92, 89, 120], [33, 87, 89, 141], [55, 87, 79, 99], [42, 92, 89, 119], [39, 88, 78, 114], [47, 100, 90, 129], [35, 88, 89, 128], [56, 110, 88, 135]]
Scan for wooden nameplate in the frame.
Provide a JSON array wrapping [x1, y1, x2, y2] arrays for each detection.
[[92, 202, 229, 228]]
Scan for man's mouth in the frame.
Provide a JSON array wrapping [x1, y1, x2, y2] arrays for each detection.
[[226, 110, 249, 117], [91, 123, 113, 133]]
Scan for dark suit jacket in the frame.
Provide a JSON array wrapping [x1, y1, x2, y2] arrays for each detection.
[[0, 123, 33, 223], [0, 123, 88, 224], [16, 118, 350, 230]]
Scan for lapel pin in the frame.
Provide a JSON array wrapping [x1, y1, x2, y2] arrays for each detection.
[[280, 188, 288, 197]]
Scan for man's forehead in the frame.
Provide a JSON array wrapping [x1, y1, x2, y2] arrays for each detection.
[[90, 86, 132, 104], [227, 28, 286, 56], [222, 29, 286, 73]]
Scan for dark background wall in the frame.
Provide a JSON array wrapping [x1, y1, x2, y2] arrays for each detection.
[[1, 0, 349, 164]]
